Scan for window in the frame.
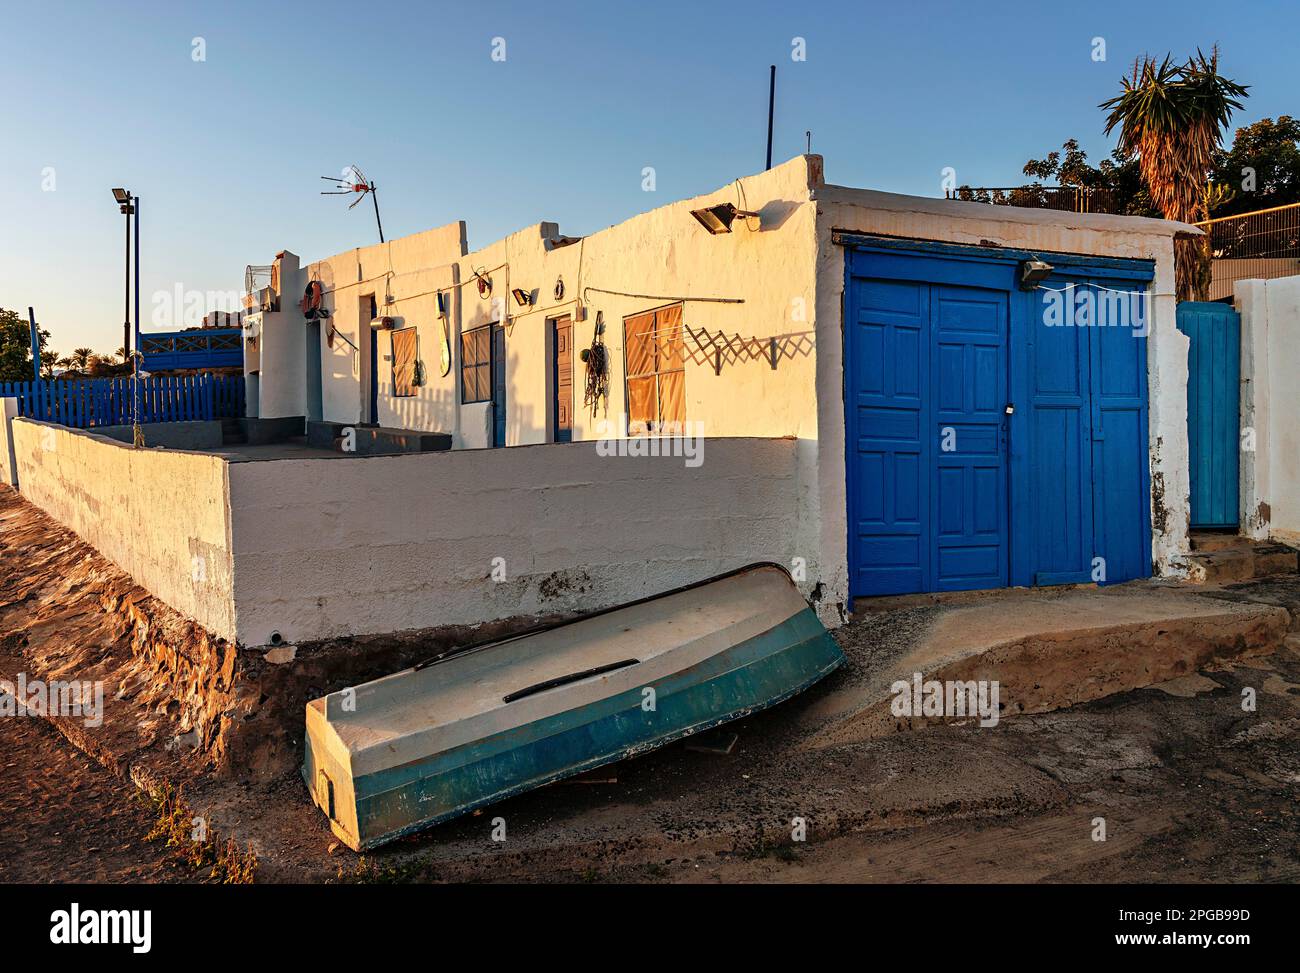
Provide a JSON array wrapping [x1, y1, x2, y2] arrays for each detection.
[[391, 327, 418, 398], [461, 325, 492, 404], [623, 303, 685, 434]]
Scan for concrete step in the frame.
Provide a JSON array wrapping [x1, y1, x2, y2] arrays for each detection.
[[1190, 531, 1251, 553], [308, 420, 452, 456], [803, 583, 1290, 748], [1185, 543, 1299, 584], [220, 418, 248, 446]]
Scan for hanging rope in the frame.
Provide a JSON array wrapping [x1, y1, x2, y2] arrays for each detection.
[[581, 330, 609, 417]]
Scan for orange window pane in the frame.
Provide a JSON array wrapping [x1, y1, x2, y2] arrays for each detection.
[[656, 304, 684, 370], [657, 369, 685, 427], [624, 312, 656, 378], [627, 375, 656, 433]]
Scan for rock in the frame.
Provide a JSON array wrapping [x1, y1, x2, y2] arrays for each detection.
[[264, 646, 296, 665], [165, 728, 201, 752]]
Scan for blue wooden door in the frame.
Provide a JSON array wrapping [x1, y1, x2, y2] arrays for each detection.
[[367, 298, 380, 426], [845, 276, 928, 595], [491, 324, 507, 448], [931, 285, 1009, 590], [1017, 281, 1095, 584], [845, 254, 1009, 596], [847, 243, 1154, 600], [1178, 302, 1240, 528], [1089, 278, 1152, 583]]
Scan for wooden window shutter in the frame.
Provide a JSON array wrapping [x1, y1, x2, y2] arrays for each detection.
[[392, 327, 418, 397]]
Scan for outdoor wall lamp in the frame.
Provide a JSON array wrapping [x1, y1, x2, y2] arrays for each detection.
[[1019, 257, 1054, 290], [690, 202, 761, 234], [511, 287, 533, 307]]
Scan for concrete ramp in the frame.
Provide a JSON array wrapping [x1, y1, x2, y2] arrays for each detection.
[[806, 584, 1289, 748]]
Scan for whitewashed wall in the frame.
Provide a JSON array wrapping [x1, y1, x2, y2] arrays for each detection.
[[225, 438, 804, 647], [9, 420, 236, 640], [1238, 275, 1300, 543]]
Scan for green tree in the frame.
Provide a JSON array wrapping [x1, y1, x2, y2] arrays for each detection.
[[1209, 116, 1300, 216], [1019, 138, 1157, 216], [0, 307, 49, 383]]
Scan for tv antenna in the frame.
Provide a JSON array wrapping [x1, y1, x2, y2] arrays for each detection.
[[321, 164, 385, 243]]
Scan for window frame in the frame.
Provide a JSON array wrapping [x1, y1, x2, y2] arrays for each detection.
[[391, 326, 419, 398], [622, 302, 686, 436], [460, 324, 494, 405]]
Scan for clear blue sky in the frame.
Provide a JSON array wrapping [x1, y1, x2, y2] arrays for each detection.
[[2, 0, 1295, 353]]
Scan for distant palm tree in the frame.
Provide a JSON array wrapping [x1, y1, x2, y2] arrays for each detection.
[[1101, 49, 1248, 300], [40, 351, 60, 379], [71, 347, 94, 371]]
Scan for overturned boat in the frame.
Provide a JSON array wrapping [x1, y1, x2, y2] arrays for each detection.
[[303, 563, 844, 851]]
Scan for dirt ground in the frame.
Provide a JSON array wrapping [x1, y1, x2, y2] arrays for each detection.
[[4, 628, 1297, 884], [0, 713, 188, 883]]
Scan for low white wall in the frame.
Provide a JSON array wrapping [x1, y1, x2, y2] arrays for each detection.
[[0, 398, 17, 487], [10, 420, 236, 640], [1238, 275, 1300, 543], [226, 438, 806, 646]]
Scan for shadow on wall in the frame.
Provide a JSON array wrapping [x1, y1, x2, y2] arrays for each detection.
[[385, 384, 460, 434]]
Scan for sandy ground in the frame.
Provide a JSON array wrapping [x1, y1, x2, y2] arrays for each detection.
[[2, 480, 1296, 884], [4, 637, 1297, 884], [0, 713, 188, 883]]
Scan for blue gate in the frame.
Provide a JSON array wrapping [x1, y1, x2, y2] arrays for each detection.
[[1177, 302, 1240, 529], [844, 238, 1153, 599]]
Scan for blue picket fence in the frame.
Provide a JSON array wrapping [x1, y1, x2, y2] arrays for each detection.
[[0, 374, 245, 428]]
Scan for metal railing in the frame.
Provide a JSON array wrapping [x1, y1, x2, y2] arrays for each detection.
[[945, 186, 1127, 215], [1196, 202, 1300, 301]]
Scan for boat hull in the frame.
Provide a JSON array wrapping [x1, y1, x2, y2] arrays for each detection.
[[303, 566, 844, 851]]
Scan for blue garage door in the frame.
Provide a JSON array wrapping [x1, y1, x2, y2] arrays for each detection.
[[845, 242, 1152, 600]]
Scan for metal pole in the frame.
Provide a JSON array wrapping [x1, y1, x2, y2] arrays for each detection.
[[765, 65, 776, 170], [27, 307, 40, 381], [371, 184, 385, 243], [134, 196, 140, 359], [124, 200, 132, 359], [132, 194, 143, 447]]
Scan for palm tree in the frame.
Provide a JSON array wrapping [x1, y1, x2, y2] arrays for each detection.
[[71, 347, 94, 371], [1101, 49, 1248, 300]]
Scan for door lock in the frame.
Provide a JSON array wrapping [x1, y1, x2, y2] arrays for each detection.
[[1004, 403, 1015, 416]]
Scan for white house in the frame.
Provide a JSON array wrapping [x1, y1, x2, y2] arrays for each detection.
[[5, 155, 1199, 646], [243, 154, 1195, 612]]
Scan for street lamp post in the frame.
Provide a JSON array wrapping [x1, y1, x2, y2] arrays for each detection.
[[112, 188, 134, 360]]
